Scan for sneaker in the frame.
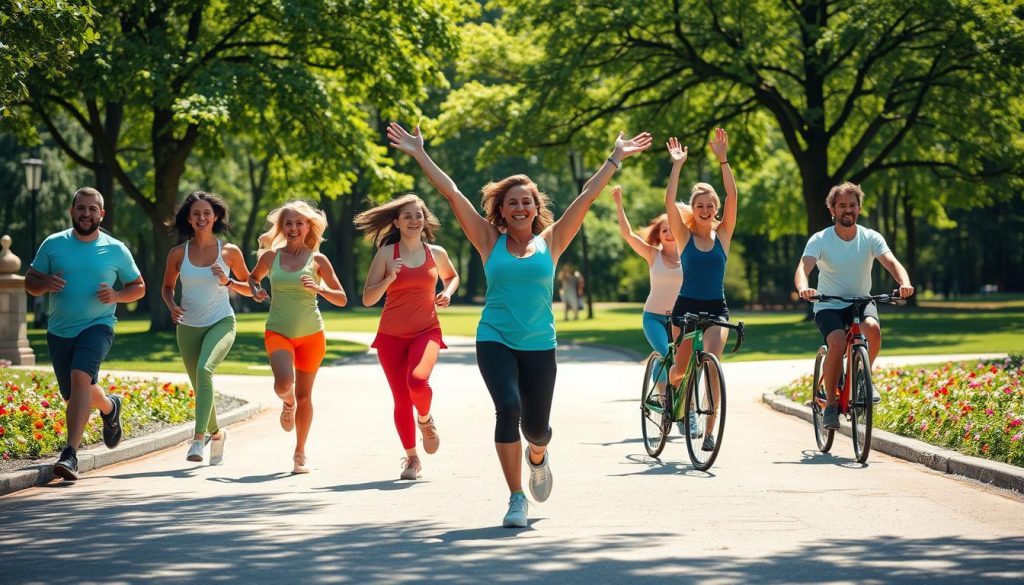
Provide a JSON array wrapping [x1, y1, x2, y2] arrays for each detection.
[[209, 429, 227, 466], [418, 416, 440, 454], [525, 447, 553, 503], [186, 439, 204, 462], [823, 405, 840, 429], [280, 401, 296, 432], [689, 411, 702, 438], [53, 446, 79, 481], [871, 386, 881, 404], [701, 434, 716, 452], [292, 452, 309, 474], [101, 395, 123, 448], [400, 456, 421, 480], [502, 492, 529, 528]]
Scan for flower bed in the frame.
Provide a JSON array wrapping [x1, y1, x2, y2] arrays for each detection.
[[1, 367, 196, 461], [779, 356, 1024, 466]]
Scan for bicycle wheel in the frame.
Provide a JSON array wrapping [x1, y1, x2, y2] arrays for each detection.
[[811, 345, 835, 453], [684, 353, 726, 471], [640, 352, 670, 457], [850, 345, 873, 463]]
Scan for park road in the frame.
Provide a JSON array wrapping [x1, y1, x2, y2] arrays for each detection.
[[1, 338, 1021, 584]]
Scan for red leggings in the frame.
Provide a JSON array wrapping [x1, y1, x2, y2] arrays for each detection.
[[373, 330, 445, 449]]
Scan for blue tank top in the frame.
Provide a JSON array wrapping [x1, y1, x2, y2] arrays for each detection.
[[678, 235, 727, 300], [477, 234, 556, 350]]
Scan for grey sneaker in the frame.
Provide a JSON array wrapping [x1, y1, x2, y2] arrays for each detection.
[[400, 456, 421, 480], [209, 429, 227, 466], [502, 492, 528, 528], [823, 405, 840, 429], [53, 446, 79, 481], [701, 434, 716, 452], [526, 447, 553, 502], [871, 386, 881, 404], [186, 439, 204, 462]]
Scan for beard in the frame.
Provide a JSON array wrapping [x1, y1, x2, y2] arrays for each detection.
[[72, 217, 101, 236], [836, 214, 856, 227]]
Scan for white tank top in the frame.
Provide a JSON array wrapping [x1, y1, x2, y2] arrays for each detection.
[[643, 250, 684, 314], [179, 240, 234, 327]]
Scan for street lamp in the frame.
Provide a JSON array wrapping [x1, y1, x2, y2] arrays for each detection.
[[567, 150, 594, 319], [21, 157, 43, 252]]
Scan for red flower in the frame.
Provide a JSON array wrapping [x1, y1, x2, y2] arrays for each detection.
[[33, 432, 42, 441], [0, 426, 5, 436], [0, 406, 6, 416], [18, 404, 29, 412], [41, 400, 50, 408], [990, 365, 999, 374], [982, 444, 990, 453], [10, 384, 18, 391], [1010, 419, 1023, 428], [5, 395, 12, 403], [33, 420, 44, 429]]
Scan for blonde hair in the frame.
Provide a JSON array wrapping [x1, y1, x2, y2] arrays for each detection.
[[480, 174, 554, 234], [257, 200, 328, 255], [679, 183, 722, 231], [354, 193, 441, 248]]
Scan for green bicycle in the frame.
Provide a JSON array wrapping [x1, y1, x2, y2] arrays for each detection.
[[640, 312, 745, 470]]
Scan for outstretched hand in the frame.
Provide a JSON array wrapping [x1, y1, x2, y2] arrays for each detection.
[[709, 127, 729, 162], [387, 122, 425, 157], [613, 131, 653, 160], [611, 185, 623, 206], [667, 137, 688, 165]]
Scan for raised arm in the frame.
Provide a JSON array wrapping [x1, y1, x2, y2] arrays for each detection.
[[612, 185, 656, 262], [664, 137, 691, 256], [546, 131, 653, 260], [710, 128, 738, 245], [387, 123, 497, 257]]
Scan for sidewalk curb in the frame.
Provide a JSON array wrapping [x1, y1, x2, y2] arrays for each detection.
[[0, 398, 264, 497], [761, 391, 1024, 494]]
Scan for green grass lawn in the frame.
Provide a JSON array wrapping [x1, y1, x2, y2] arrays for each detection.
[[26, 299, 1023, 374]]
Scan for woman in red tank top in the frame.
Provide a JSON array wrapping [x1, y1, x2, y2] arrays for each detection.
[[356, 194, 460, 480]]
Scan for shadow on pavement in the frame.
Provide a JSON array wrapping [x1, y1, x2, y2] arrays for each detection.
[[312, 480, 421, 493], [2, 490, 1021, 583], [772, 450, 862, 467]]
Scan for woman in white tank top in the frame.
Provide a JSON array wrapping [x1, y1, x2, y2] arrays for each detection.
[[162, 191, 254, 465]]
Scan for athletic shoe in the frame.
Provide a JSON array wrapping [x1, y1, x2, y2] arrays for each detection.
[[872, 386, 881, 404], [209, 429, 227, 466], [101, 395, 123, 448], [186, 439, 204, 462], [525, 447, 553, 502], [292, 452, 309, 474], [689, 411, 702, 438], [823, 405, 840, 429], [418, 416, 440, 454], [502, 492, 529, 528], [280, 402, 296, 432], [701, 434, 716, 452], [52, 446, 79, 481], [400, 456, 421, 480]]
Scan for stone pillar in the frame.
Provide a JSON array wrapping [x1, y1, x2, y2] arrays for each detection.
[[0, 235, 36, 365]]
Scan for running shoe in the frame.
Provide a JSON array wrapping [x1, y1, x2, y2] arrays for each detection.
[[525, 447, 553, 502], [701, 434, 716, 452], [280, 401, 296, 432], [418, 416, 440, 454], [823, 405, 840, 429], [502, 492, 528, 528], [52, 446, 79, 481], [400, 456, 421, 480], [186, 439, 204, 462], [293, 452, 309, 474], [209, 429, 227, 466], [101, 395, 123, 448]]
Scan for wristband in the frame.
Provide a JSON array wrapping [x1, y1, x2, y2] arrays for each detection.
[[720, 160, 729, 165], [607, 156, 622, 169]]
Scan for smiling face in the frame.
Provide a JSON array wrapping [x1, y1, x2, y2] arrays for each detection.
[[70, 193, 104, 236], [280, 209, 311, 243], [393, 202, 425, 238], [691, 193, 719, 226], [500, 185, 539, 231], [830, 191, 861, 227], [658, 218, 674, 244], [188, 199, 218, 234]]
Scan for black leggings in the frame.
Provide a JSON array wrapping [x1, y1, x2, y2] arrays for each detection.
[[476, 341, 556, 445]]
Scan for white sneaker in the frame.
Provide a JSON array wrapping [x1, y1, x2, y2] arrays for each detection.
[[209, 429, 227, 465], [186, 440, 204, 462], [502, 492, 528, 528], [525, 447, 553, 502]]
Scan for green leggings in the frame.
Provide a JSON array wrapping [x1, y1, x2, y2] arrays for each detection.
[[176, 316, 237, 435]]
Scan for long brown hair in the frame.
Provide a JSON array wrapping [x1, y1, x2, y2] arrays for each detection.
[[480, 174, 554, 234], [354, 193, 441, 248]]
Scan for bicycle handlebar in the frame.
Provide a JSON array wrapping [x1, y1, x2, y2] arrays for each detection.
[[806, 290, 904, 306], [670, 312, 746, 353]]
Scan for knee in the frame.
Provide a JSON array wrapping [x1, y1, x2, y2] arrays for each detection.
[[862, 320, 881, 339], [825, 333, 846, 354], [522, 425, 552, 447], [273, 379, 294, 395]]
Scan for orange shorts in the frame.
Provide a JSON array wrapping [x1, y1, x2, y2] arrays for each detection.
[[264, 329, 326, 373]]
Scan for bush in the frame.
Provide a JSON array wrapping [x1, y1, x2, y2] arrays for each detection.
[[0, 367, 196, 461], [780, 356, 1024, 466]]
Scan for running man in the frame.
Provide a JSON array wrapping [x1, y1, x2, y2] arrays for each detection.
[[794, 181, 914, 429], [25, 187, 146, 481]]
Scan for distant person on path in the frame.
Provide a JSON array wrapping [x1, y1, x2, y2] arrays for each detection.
[[663, 129, 738, 450], [794, 182, 914, 429], [558, 264, 584, 320], [356, 194, 460, 480], [25, 187, 146, 481], [162, 191, 254, 465], [388, 121, 651, 527], [248, 201, 348, 474]]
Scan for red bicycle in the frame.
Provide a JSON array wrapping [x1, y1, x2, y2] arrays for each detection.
[[808, 292, 901, 463]]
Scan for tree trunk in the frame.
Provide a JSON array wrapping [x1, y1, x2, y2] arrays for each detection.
[[902, 194, 918, 307], [94, 102, 123, 233]]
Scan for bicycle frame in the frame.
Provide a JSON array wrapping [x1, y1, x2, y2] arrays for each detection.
[[815, 317, 869, 415]]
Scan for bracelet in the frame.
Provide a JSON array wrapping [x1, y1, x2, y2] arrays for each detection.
[[607, 156, 622, 169], [221, 279, 231, 287], [720, 160, 729, 165]]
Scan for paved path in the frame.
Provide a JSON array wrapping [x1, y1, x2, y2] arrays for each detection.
[[1, 342, 1021, 584]]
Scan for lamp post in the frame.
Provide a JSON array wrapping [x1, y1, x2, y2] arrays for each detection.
[[567, 150, 594, 319], [21, 157, 44, 328]]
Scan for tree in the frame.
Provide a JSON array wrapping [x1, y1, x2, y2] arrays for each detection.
[[16, 0, 470, 330]]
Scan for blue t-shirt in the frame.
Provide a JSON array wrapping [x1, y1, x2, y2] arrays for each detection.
[[477, 234, 556, 351], [30, 229, 141, 338]]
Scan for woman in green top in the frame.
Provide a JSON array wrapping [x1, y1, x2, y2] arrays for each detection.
[[248, 200, 348, 473]]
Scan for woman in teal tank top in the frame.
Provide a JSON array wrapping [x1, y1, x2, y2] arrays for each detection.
[[388, 121, 652, 528], [248, 200, 349, 474]]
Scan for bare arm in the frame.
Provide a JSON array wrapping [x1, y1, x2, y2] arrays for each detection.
[[247, 250, 274, 303], [795, 256, 818, 300], [387, 123, 498, 258], [877, 252, 915, 298], [218, 244, 254, 297], [362, 246, 399, 306], [611, 185, 656, 262], [546, 131, 653, 261], [711, 128, 738, 247], [99, 276, 145, 304], [310, 254, 347, 307], [24, 267, 65, 297], [664, 137, 691, 256], [431, 245, 460, 307], [162, 246, 185, 323]]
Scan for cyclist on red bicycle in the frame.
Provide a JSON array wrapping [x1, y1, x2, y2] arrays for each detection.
[[794, 182, 914, 429]]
